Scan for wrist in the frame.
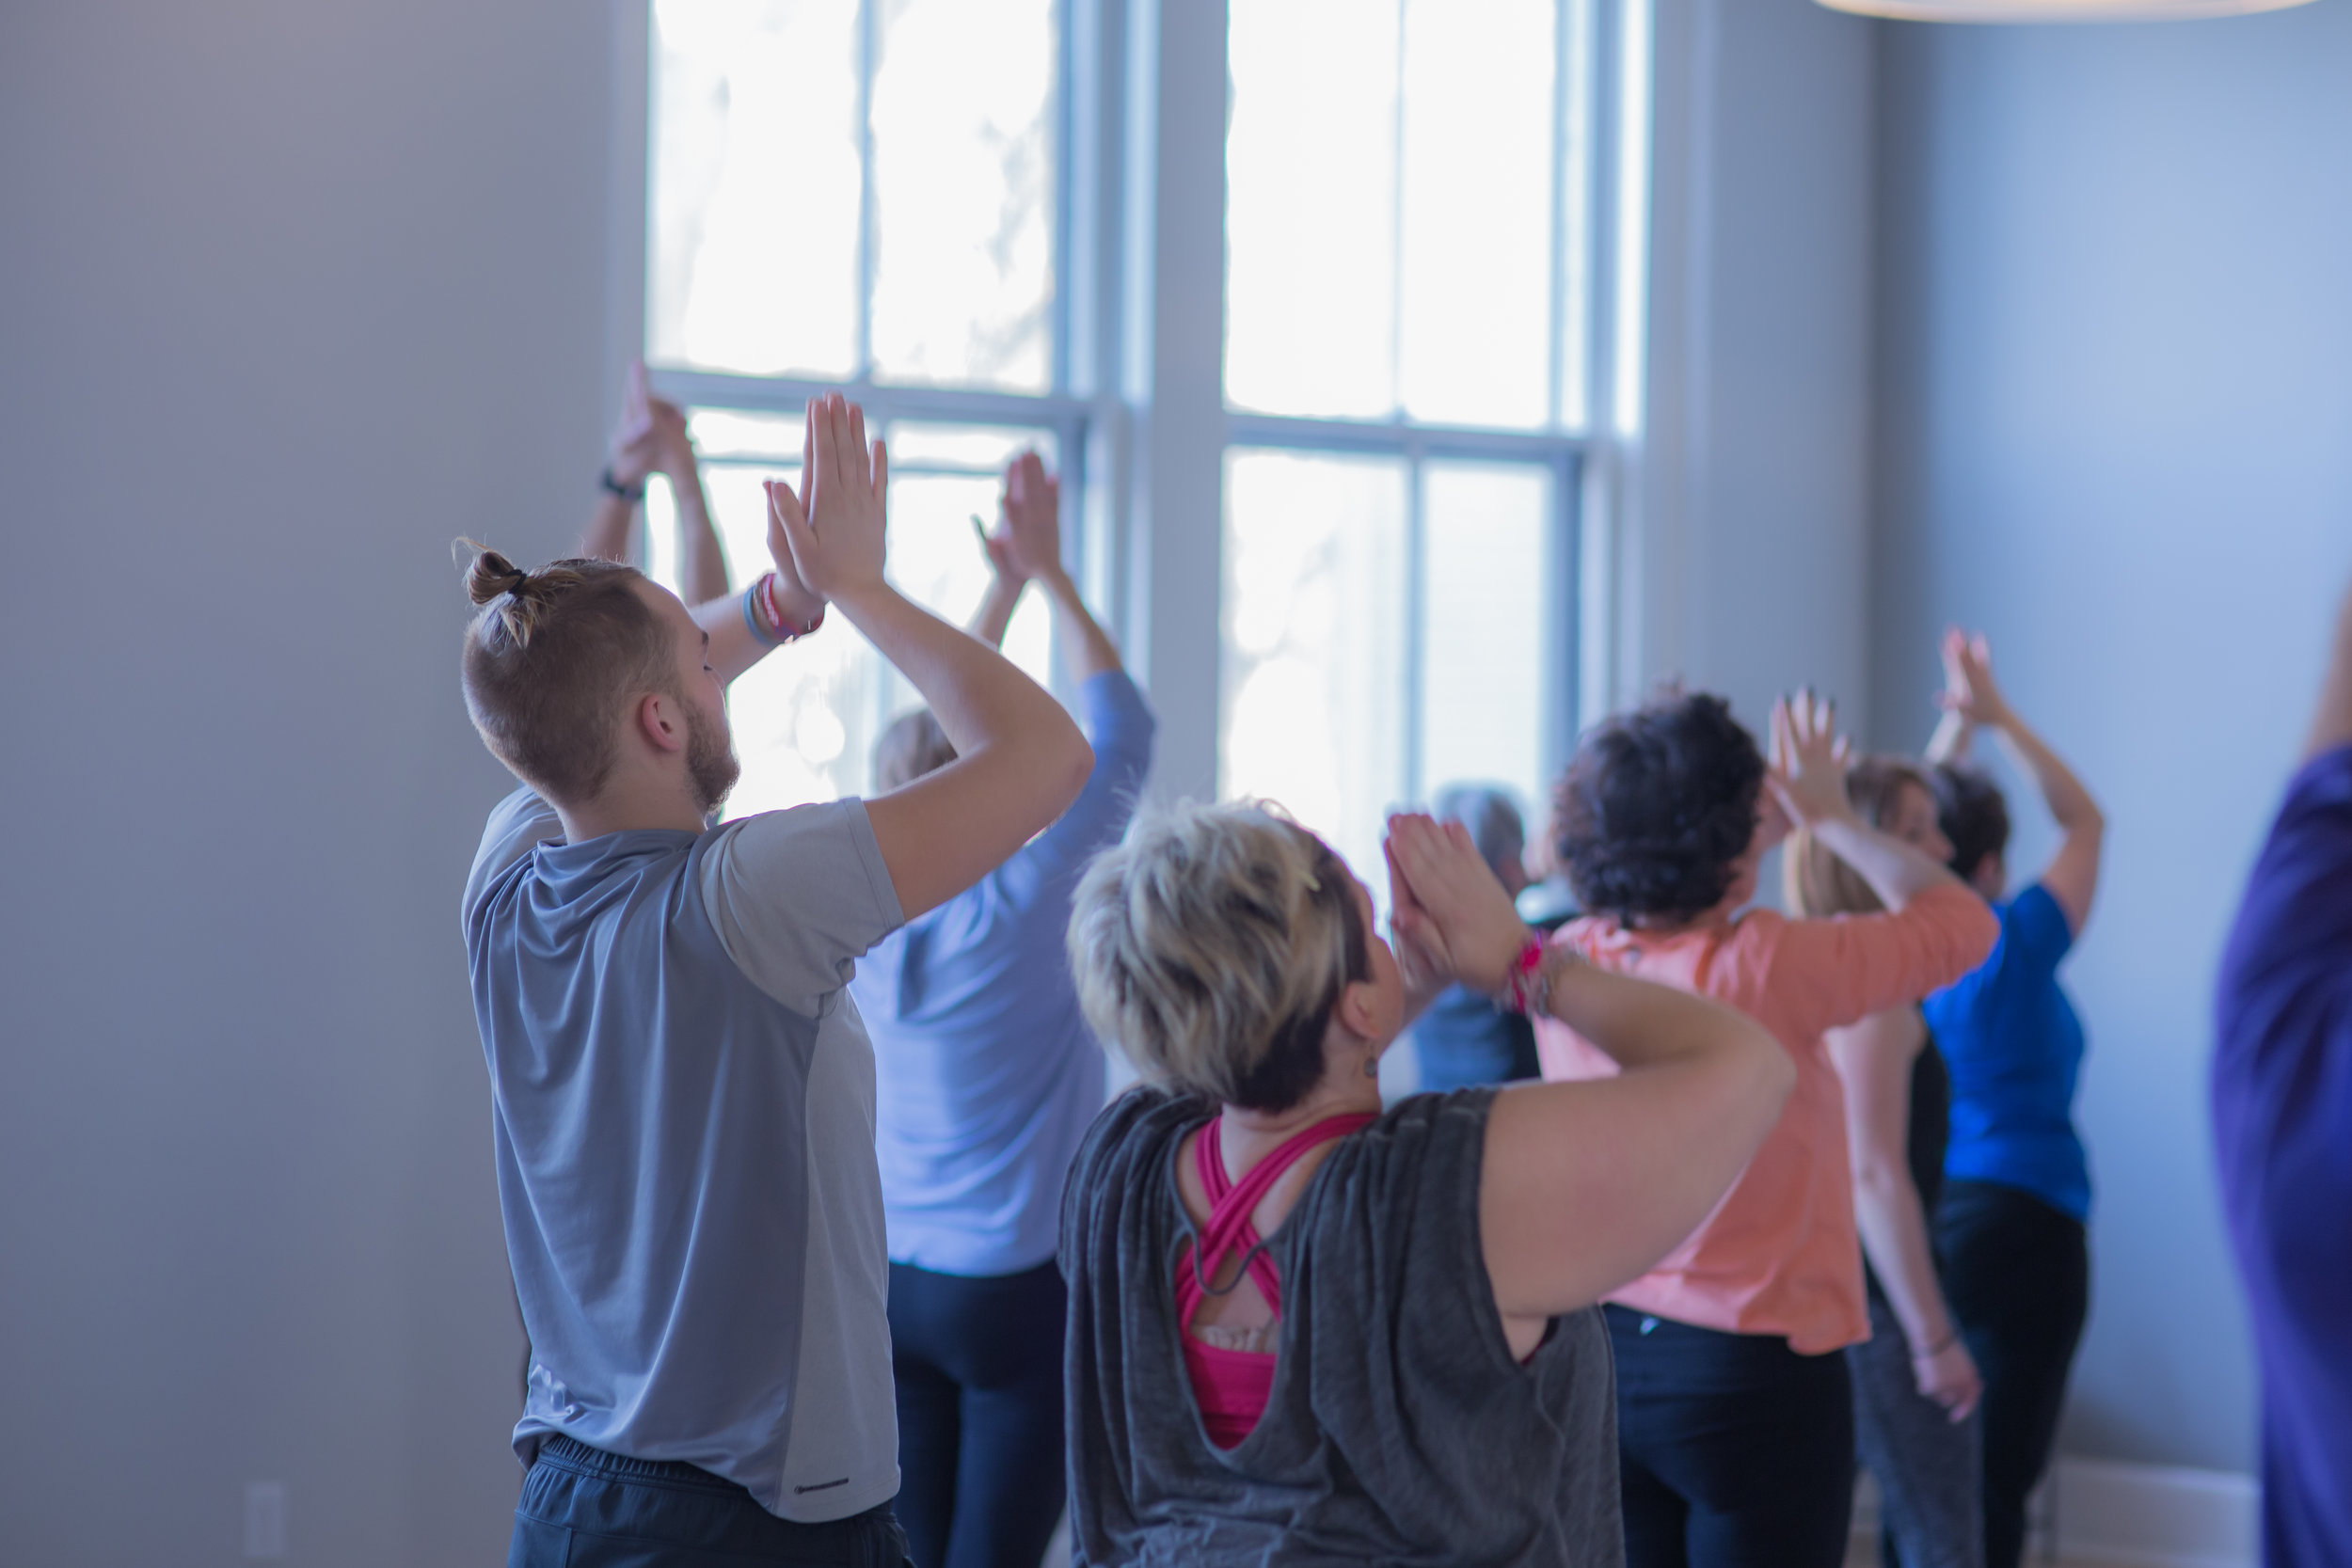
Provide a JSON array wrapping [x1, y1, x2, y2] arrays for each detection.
[[600, 465, 647, 502]]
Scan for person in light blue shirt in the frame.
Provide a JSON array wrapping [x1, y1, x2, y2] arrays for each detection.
[[459, 395, 1093, 1568], [1916, 629, 2106, 1568], [850, 451, 1154, 1568]]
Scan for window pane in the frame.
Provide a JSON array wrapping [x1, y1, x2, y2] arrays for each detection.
[[1418, 463, 1550, 816], [1397, 0, 1556, 428], [1225, 0, 1401, 420], [1220, 450, 1409, 893], [648, 0, 862, 378], [869, 0, 1057, 391]]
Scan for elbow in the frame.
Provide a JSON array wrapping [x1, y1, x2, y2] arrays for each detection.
[[1747, 1022, 1798, 1110], [1045, 721, 1094, 819]]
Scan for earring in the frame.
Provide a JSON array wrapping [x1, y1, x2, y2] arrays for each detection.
[[1363, 1052, 1381, 1079]]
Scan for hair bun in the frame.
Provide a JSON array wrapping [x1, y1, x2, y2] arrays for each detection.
[[460, 540, 531, 608]]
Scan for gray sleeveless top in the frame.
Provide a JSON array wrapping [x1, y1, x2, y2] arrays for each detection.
[[1058, 1085, 1624, 1566]]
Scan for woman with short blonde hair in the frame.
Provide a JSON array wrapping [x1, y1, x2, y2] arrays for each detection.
[[1057, 800, 1796, 1565]]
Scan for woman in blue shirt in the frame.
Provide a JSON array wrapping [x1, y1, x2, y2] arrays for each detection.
[[849, 452, 1155, 1568], [1919, 629, 2106, 1568]]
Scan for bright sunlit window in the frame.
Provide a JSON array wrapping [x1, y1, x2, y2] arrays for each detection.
[[642, 0, 1073, 816], [1220, 0, 1596, 886]]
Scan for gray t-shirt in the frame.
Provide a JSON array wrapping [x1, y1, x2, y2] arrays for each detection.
[[1058, 1085, 1624, 1566], [464, 785, 904, 1521]]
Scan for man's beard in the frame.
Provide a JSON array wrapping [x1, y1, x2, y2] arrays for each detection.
[[684, 698, 741, 818]]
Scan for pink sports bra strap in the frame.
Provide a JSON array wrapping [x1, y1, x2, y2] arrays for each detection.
[[1184, 1113, 1376, 1317]]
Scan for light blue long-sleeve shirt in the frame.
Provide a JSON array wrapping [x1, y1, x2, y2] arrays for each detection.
[[850, 670, 1158, 1275]]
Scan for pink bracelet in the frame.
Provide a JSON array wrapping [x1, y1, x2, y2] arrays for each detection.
[[1499, 934, 1549, 1015]]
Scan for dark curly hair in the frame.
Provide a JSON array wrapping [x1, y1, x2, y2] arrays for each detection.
[[1931, 763, 2010, 884], [1551, 690, 1767, 926]]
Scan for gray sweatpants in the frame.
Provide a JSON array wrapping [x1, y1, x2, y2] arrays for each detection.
[[1848, 1291, 1984, 1568]]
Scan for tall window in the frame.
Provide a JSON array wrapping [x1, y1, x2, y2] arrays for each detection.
[[642, 0, 1082, 816], [639, 0, 1626, 847], [1221, 0, 1597, 886]]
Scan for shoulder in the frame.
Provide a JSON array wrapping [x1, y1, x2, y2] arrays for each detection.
[[1068, 1084, 1200, 1199], [1317, 1090, 1498, 1214], [2006, 882, 2075, 962], [463, 784, 559, 927]]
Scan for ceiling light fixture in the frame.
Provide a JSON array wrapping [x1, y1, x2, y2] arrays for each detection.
[[1817, 0, 2316, 20]]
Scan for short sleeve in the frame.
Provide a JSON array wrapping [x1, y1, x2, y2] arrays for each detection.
[[462, 784, 560, 930], [699, 799, 908, 1016], [2008, 882, 2077, 971]]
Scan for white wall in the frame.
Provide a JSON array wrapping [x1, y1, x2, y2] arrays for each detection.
[[1871, 7, 2352, 1473], [1629, 0, 1879, 730], [0, 3, 612, 1560]]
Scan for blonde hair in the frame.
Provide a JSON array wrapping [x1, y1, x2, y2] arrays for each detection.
[[456, 541, 675, 804], [875, 709, 958, 792], [1067, 801, 1369, 1113], [1783, 754, 1935, 919]]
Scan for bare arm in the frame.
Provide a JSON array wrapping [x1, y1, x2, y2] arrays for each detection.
[[770, 395, 1090, 920], [1772, 690, 1971, 911], [1385, 816, 1794, 1335], [663, 431, 731, 607], [2304, 577, 2352, 761], [1941, 629, 2105, 932], [992, 450, 1123, 681], [1827, 1009, 1980, 1421], [583, 361, 661, 564]]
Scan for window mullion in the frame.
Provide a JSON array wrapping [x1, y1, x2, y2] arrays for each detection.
[[1404, 448, 1428, 807], [854, 0, 879, 382]]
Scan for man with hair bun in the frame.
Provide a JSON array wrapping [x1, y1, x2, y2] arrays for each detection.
[[457, 393, 1090, 1568]]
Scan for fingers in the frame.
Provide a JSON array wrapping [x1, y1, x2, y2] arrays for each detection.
[[849, 402, 870, 492], [1769, 697, 1796, 775], [766, 478, 815, 574], [870, 436, 889, 508]]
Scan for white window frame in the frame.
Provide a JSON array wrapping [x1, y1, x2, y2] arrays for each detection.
[[609, 0, 1649, 801]]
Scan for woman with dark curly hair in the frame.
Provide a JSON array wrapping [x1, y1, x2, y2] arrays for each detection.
[[1540, 690, 1999, 1568]]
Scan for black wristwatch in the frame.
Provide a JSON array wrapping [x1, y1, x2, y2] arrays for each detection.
[[599, 466, 646, 503]]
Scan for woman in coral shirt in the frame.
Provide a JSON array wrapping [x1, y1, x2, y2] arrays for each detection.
[[1538, 691, 1997, 1568]]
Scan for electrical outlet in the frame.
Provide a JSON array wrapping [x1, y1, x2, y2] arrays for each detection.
[[244, 1481, 287, 1560]]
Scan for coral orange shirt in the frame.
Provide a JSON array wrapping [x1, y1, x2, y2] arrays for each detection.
[[1536, 883, 1998, 1354]]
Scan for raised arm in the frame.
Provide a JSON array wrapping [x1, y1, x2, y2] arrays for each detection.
[[1773, 690, 1971, 913], [993, 451, 1123, 682], [769, 394, 1090, 918], [1827, 1010, 1980, 1421], [1386, 816, 1793, 1343], [584, 363, 734, 606], [1938, 629, 2105, 933], [583, 360, 660, 565]]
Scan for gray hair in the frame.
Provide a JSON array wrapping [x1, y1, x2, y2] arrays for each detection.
[[1430, 783, 1527, 883]]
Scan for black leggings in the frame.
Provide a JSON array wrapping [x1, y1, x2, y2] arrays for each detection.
[[1607, 1305, 1856, 1568], [887, 1259, 1068, 1568], [1935, 1180, 2090, 1568]]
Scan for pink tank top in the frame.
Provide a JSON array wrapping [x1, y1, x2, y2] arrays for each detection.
[[1176, 1113, 1377, 1449]]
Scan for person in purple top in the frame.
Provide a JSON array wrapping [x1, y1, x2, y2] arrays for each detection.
[[2214, 575, 2352, 1568], [849, 451, 1155, 1568]]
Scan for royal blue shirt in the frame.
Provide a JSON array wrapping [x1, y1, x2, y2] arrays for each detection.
[[1920, 881, 2092, 1221], [850, 671, 1156, 1275], [2214, 742, 2352, 1568]]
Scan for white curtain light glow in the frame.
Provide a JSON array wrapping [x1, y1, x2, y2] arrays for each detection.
[[1818, 0, 2314, 20]]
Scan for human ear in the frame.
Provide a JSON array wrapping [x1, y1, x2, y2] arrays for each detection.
[[636, 689, 686, 754], [1332, 978, 1383, 1043]]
